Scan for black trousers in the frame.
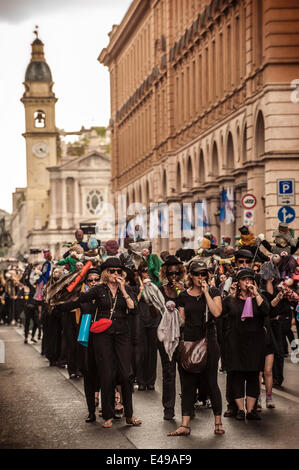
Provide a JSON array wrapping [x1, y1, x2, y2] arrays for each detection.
[[230, 371, 260, 399], [62, 312, 79, 376], [225, 372, 238, 411], [128, 313, 140, 380], [271, 319, 285, 385], [157, 340, 177, 416], [136, 324, 158, 387], [92, 326, 134, 421], [80, 335, 101, 415], [178, 334, 222, 417], [24, 305, 38, 339], [44, 309, 63, 363]]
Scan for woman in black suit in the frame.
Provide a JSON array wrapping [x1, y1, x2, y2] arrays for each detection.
[[78, 257, 142, 429]]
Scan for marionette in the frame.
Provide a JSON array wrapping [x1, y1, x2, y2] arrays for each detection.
[[238, 226, 269, 262], [259, 223, 299, 256], [259, 254, 281, 282], [277, 277, 299, 302], [34, 249, 52, 301], [57, 243, 84, 273]]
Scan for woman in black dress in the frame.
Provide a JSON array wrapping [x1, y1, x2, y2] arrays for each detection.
[[168, 260, 224, 436], [159, 256, 186, 420], [78, 257, 141, 429], [222, 268, 270, 420]]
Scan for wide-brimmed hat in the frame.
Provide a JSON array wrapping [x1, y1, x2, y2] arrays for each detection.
[[162, 255, 183, 267], [100, 257, 124, 272], [188, 260, 208, 272], [236, 267, 255, 280]]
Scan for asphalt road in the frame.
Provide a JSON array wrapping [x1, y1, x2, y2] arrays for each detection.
[[0, 324, 299, 450]]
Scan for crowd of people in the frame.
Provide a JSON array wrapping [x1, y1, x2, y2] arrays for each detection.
[[1, 223, 299, 437]]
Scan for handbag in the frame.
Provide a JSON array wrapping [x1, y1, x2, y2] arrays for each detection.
[[90, 291, 118, 334], [178, 303, 209, 373]]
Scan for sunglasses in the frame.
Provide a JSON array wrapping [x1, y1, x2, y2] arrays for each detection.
[[87, 278, 100, 283], [191, 271, 208, 277], [237, 259, 251, 265], [108, 268, 123, 274], [141, 268, 148, 273], [167, 271, 180, 276]]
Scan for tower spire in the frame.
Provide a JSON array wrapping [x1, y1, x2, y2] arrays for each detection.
[[33, 25, 39, 39]]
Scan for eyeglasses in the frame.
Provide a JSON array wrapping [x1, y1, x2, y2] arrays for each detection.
[[167, 271, 180, 276], [108, 269, 123, 274], [87, 278, 100, 283], [191, 271, 208, 277], [237, 259, 251, 265]]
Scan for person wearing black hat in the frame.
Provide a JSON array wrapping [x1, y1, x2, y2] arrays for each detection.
[[222, 268, 270, 421], [78, 257, 141, 428], [158, 256, 186, 420], [135, 261, 160, 392], [168, 260, 224, 436]]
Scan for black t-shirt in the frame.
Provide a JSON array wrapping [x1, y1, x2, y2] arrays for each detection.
[[177, 287, 220, 341]]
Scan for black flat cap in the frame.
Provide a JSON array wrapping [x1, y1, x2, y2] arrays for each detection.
[[235, 249, 254, 259]]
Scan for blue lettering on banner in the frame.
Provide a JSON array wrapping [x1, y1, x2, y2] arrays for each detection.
[[277, 206, 296, 224]]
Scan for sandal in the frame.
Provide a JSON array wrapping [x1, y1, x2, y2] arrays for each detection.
[[103, 419, 113, 428], [168, 425, 191, 436], [126, 417, 142, 426], [214, 423, 225, 435]]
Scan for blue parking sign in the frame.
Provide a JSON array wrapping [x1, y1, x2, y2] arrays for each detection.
[[278, 206, 296, 224], [279, 180, 293, 195]]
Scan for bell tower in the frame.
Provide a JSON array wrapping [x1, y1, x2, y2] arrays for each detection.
[[21, 27, 58, 233]]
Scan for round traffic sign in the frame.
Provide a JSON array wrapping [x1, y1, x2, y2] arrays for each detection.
[[241, 194, 257, 209], [277, 206, 296, 224]]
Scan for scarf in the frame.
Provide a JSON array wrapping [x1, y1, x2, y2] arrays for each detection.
[[241, 297, 254, 321]]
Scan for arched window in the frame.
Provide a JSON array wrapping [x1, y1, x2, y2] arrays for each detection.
[[212, 142, 219, 177], [176, 163, 181, 194], [256, 111, 265, 158], [242, 125, 247, 162], [199, 150, 205, 184], [34, 110, 46, 128], [187, 156, 192, 189], [226, 132, 235, 170]]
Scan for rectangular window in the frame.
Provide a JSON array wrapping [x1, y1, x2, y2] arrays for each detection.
[[186, 66, 190, 121], [198, 53, 202, 112], [205, 47, 209, 107], [219, 32, 223, 98], [212, 40, 216, 102], [192, 60, 196, 117], [227, 24, 231, 90]]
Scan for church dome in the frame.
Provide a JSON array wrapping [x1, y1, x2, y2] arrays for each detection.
[[25, 61, 52, 82]]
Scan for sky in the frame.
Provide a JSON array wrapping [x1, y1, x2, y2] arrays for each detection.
[[0, 0, 132, 214]]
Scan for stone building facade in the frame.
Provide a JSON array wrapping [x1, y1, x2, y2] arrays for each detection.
[[10, 34, 111, 259], [99, 0, 299, 253]]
